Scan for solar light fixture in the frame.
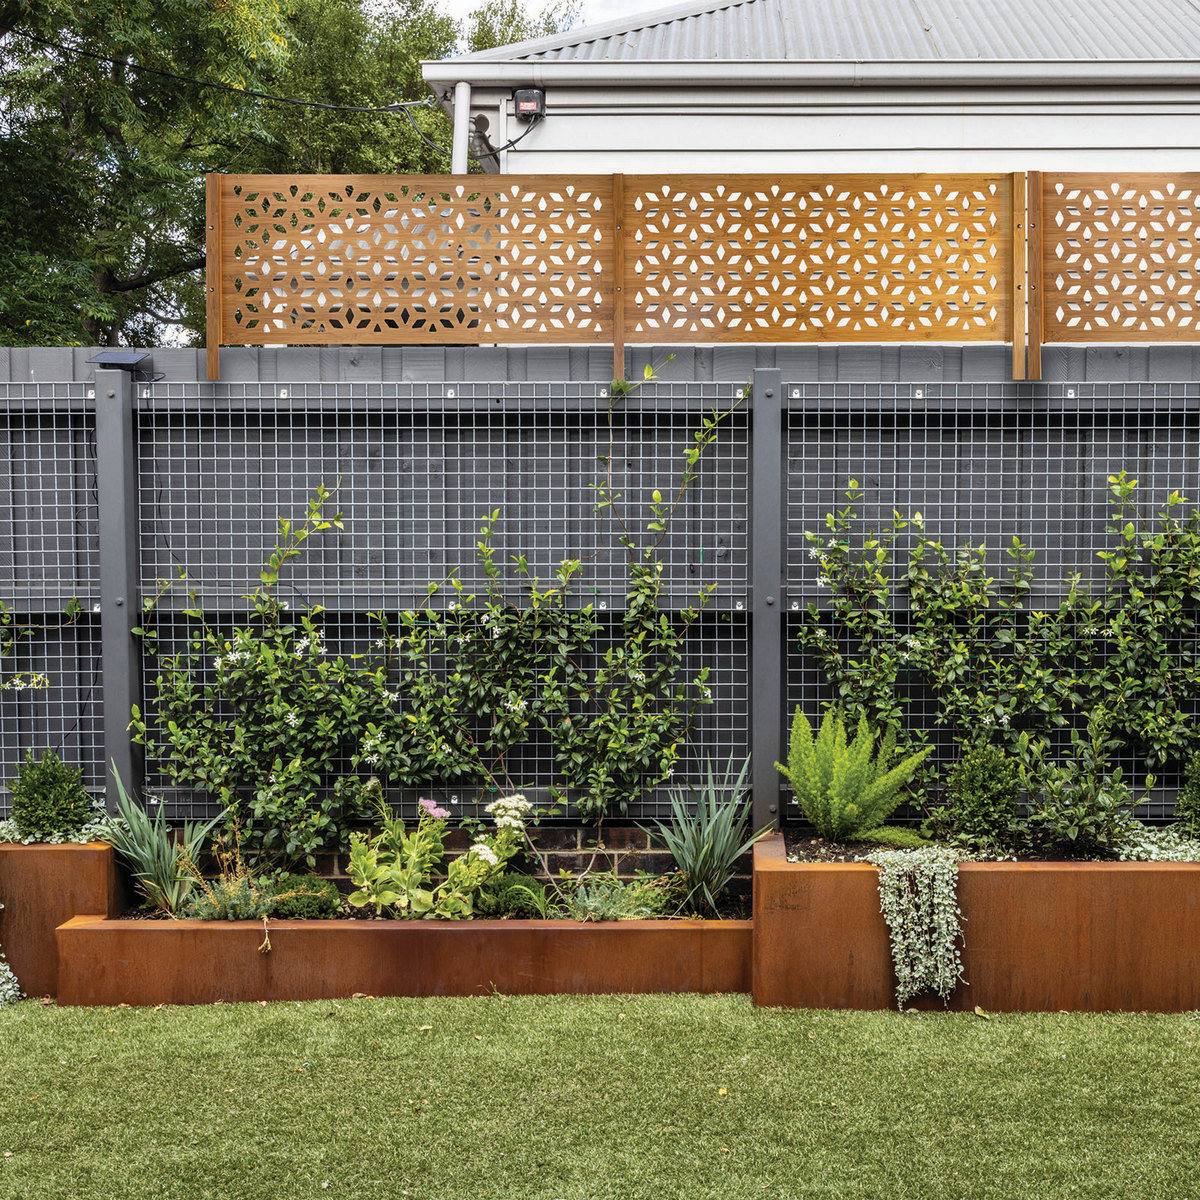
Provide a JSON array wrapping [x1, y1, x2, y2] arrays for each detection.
[[87, 350, 155, 382]]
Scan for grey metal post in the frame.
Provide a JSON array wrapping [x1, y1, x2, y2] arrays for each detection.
[[749, 368, 784, 831], [94, 368, 143, 809]]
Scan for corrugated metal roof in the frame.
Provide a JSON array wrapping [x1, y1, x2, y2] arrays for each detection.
[[452, 0, 1200, 63]]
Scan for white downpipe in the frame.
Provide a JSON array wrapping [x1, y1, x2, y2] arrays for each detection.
[[452, 81, 471, 174]]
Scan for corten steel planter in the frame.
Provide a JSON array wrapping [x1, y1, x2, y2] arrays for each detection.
[[56, 917, 752, 1006], [0, 843, 123, 997], [753, 834, 1200, 1012]]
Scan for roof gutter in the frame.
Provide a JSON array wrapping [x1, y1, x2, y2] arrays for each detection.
[[422, 58, 1200, 90]]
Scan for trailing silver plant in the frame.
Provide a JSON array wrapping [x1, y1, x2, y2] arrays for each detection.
[[0, 900, 21, 1006], [867, 846, 964, 1009]]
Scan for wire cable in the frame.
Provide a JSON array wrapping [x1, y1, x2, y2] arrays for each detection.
[[473, 114, 544, 164], [9, 28, 437, 115]]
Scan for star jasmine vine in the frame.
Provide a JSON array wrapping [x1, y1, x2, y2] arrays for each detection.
[[800, 473, 1200, 802], [134, 382, 742, 850]]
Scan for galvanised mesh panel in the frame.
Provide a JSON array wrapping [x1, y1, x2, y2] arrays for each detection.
[[784, 382, 1200, 822], [136, 382, 749, 821], [0, 385, 104, 805]]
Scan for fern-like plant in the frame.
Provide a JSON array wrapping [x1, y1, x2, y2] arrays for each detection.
[[775, 707, 931, 840]]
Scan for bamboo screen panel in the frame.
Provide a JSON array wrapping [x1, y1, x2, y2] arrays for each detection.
[[1038, 174, 1200, 341], [623, 175, 1014, 342], [208, 175, 614, 349]]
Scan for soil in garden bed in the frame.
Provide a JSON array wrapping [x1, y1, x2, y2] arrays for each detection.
[[782, 830, 1127, 864]]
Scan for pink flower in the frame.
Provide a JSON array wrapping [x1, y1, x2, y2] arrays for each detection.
[[417, 795, 450, 820]]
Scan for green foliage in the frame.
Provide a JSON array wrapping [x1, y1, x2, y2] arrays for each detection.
[[930, 745, 1024, 848], [104, 770, 219, 916], [346, 793, 529, 919], [1175, 749, 1200, 836], [559, 871, 673, 922], [132, 488, 371, 868], [650, 755, 767, 916], [138, 382, 739, 832], [851, 825, 932, 849], [7, 749, 94, 840], [268, 873, 343, 920], [474, 872, 552, 919], [800, 474, 1200, 800], [868, 846, 965, 1008], [229, 0, 457, 177], [0, 0, 292, 345], [775, 708, 932, 841], [466, 0, 579, 54], [184, 868, 275, 922], [0, 0, 468, 345], [1025, 715, 1144, 857]]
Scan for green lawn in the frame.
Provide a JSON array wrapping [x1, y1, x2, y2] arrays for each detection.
[[1, 994, 1198, 1200]]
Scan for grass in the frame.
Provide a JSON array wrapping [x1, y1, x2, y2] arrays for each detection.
[[1, 994, 1199, 1200]]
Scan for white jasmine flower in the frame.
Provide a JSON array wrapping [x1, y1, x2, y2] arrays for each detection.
[[212, 656, 224, 670], [815, 575, 830, 589], [808, 547, 821, 560], [284, 711, 299, 728]]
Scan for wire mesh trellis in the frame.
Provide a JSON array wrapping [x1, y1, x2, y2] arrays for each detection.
[[2, 375, 1199, 826], [0, 384, 104, 803], [134, 381, 750, 822], [783, 382, 1200, 822]]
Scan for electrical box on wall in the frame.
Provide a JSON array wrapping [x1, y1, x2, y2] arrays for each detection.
[[513, 89, 545, 121]]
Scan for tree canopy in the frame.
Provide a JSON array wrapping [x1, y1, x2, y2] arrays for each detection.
[[0, 0, 573, 347]]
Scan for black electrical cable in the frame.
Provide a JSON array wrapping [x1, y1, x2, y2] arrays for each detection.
[[474, 114, 544, 164], [9, 29, 546, 163], [9, 28, 437, 116]]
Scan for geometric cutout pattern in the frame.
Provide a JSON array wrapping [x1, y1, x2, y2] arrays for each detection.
[[625, 175, 1011, 341], [1042, 175, 1200, 341], [219, 175, 613, 343]]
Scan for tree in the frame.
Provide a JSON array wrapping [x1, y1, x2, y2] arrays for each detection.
[[0, 0, 575, 347], [466, 0, 579, 54], [228, 0, 458, 177], [0, 0, 293, 346]]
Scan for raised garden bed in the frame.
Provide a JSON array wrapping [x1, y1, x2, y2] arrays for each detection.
[[56, 915, 751, 1006], [0, 843, 123, 997], [753, 834, 1200, 1012]]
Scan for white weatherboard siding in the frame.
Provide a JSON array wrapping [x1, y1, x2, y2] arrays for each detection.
[[462, 85, 1200, 174]]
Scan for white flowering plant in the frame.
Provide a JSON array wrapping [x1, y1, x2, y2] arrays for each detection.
[[346, 790, 529, 919]]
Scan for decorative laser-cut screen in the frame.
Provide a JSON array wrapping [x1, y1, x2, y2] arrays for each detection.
[[213, 175, 614, 345], [1039, 175, 1200, 341], [208, 173, 1017, 371], [625, 175, 1013, 342]]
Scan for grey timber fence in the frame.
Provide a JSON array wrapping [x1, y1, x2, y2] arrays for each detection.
[[1, 363, 1199, 826]]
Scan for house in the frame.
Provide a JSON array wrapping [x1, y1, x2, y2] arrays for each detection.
[[422, 0, 1200, 175]]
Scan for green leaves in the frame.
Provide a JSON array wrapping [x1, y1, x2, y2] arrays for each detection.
[[775, 708, 930, 841], [651, 755, 769, 916]]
